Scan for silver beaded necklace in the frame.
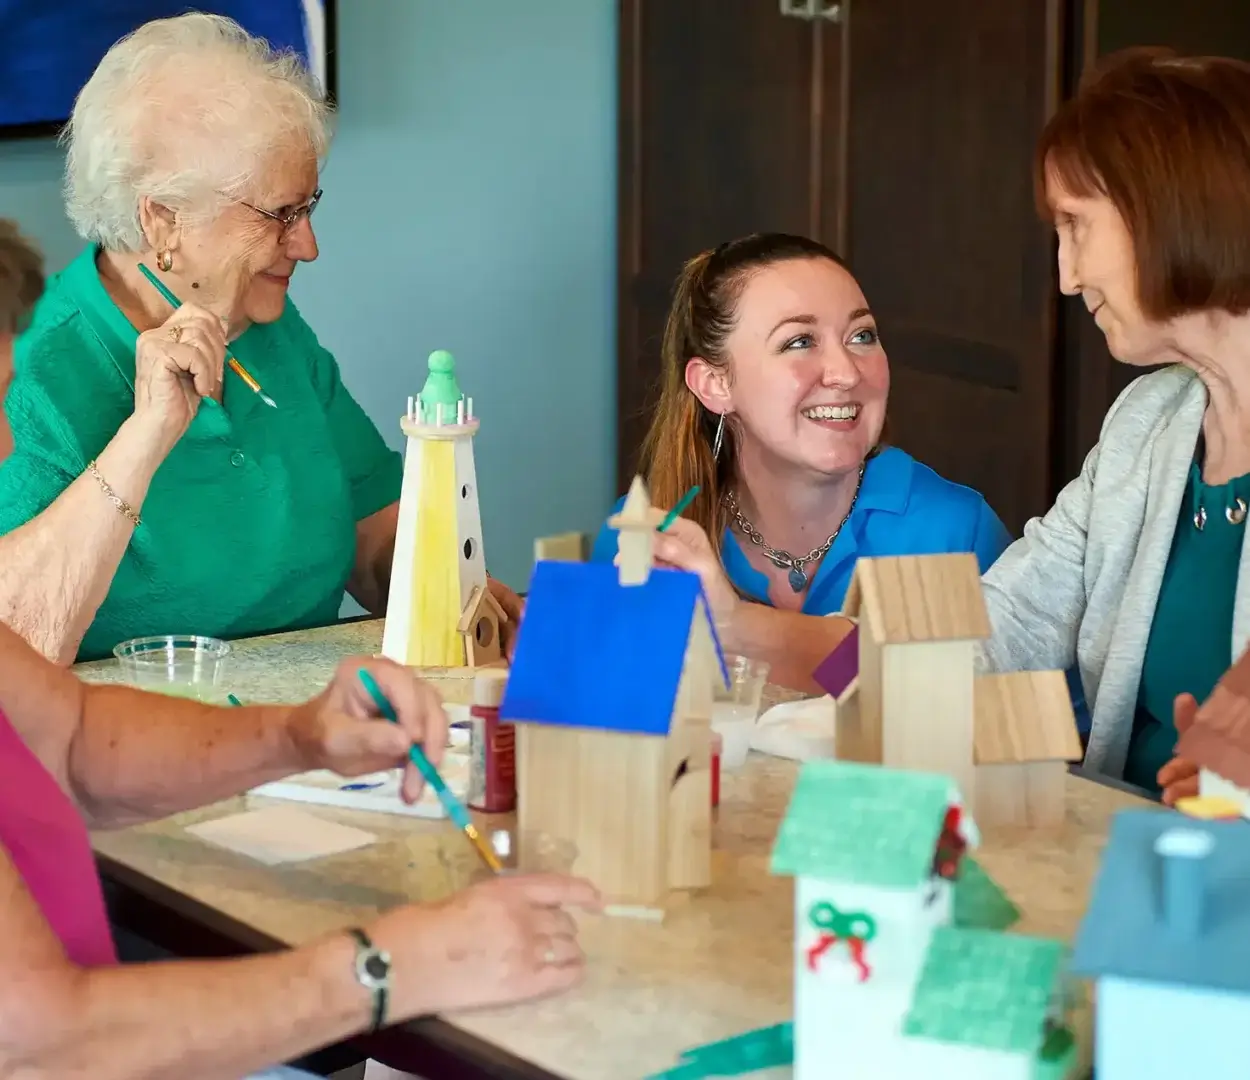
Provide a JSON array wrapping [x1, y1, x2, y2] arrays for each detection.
[[724, 463, 865, 592]]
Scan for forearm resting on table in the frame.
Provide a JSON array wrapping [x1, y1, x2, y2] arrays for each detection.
[[721, 603, 853, 693], [70, 683, 302, 829], [347, 503, 399, 615], [1, 935, 368, 1080], [0, 416, 166, 665]]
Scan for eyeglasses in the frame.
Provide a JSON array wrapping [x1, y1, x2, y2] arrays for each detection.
[[240, 188, 323, 236]]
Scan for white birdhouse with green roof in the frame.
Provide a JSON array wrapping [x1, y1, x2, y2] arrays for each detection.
[[771, 760, 1077, 1080]]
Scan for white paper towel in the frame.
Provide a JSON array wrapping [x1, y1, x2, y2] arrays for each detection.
[[751, 696, 836, 761]]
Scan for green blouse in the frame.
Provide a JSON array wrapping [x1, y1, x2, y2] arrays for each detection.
[[1125, 453, 1250, 791], [0, 245, 402, 661]]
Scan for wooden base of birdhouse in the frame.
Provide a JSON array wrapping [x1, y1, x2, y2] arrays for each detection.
[[974, 760, 1067, 829], [514, 719, 713, 918]]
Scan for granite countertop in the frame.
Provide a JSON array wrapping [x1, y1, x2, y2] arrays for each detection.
[[83, 620, 1145, 1080]]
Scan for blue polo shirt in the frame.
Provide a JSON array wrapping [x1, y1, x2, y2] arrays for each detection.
[[592, 447, 1011, 609]]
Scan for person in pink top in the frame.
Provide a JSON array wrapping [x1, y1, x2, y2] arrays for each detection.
[[0, 222, 600, 1078]]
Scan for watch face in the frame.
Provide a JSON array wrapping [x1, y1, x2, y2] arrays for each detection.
[[364, 953, 390, 982]]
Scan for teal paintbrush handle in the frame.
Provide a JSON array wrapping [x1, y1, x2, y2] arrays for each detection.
[[356, 668, 474, 830], [138, 263, 181, 308]]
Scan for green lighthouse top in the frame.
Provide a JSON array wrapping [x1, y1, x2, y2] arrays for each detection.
[[418, 349, 464, 423]]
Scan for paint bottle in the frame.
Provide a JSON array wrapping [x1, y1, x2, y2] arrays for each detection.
[[468, 669, 515, 813], [710, 730, 723, 809]]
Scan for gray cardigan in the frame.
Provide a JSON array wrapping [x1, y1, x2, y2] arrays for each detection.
[[980, 365, 1247, 778]]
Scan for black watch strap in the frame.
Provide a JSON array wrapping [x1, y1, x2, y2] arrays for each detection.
[[347, 927, 390, 1033]]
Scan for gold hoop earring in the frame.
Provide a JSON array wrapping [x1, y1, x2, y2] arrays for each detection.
[[156, 250, 173, 273], [712, 412, 726, 460]]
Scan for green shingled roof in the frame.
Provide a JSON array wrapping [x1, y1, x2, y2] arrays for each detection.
[[903, 927, 1066, 1055], [953, 856, 1020, 932], [770, 760, 957, 888]]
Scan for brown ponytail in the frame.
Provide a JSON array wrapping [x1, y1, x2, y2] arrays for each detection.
[[637, 232, 855, 544]]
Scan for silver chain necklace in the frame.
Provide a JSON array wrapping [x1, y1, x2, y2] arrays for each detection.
[[724, 464, 865, 593]]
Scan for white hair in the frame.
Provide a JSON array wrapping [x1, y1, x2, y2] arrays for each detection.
[[62, 12, 333, 251]]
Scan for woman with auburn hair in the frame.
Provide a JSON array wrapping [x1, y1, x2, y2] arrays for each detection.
[[592, 232, 1012, 690], [980, 48, 1250, 800]]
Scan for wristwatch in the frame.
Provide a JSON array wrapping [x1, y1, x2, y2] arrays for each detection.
[[347, 927, 392, 1032]]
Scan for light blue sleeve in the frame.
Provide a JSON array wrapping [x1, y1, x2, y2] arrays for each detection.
[[588, 495, 627, 563], [971, 499, 1013, 572]]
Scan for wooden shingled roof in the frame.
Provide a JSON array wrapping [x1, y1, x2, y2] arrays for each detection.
[[974, 670, 1083, 765], [843, 553, 991, 645]]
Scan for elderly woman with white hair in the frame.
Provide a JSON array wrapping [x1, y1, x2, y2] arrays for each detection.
[[0, 12, 521, 665]]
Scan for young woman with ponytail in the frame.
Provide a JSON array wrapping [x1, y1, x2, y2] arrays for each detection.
[[593, 233, 1011, 690]]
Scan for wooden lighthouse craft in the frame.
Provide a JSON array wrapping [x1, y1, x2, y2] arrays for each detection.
[[499, 476, 728, 918], [381, 349, 506, 669], [813, 553, 1082, 829]]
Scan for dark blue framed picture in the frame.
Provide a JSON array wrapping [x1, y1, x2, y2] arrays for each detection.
[[0, 1, 337, 137]]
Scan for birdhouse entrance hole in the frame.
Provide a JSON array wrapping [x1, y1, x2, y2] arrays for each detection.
[[474, 616, 495, 648]]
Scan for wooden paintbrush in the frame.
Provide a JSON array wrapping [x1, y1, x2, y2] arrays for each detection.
[[137, 264, 277, 408]]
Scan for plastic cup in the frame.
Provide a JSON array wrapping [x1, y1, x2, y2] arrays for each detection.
[[712, 653, 770, 769], [113, 635, 231, 702]]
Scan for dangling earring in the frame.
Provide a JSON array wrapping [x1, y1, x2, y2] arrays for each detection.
[[712, 412, 726, 460], [156, 249, 173, 272]]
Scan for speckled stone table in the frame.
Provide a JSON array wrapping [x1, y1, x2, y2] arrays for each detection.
[[80, 621, 1148, 1080]]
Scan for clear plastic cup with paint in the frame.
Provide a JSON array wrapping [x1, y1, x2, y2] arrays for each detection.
[[113, 635, 231, 702], [712, 653, 770, 769]]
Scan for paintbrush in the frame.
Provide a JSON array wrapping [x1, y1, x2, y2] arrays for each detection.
[[136, 264, 277, 408], [658, 485, 701, 532], [356, 668, 502, 874]]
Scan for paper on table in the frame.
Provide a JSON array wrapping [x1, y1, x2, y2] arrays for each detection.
[[185, 805, 377, 865], [751, 696, 835, 761], [250, 748, 471, 819]]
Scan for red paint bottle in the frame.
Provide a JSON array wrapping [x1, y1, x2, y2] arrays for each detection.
[[468, 670, 515, 813], [710, 730, 723, 809]]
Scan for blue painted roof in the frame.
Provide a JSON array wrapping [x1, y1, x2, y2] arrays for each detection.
[[499, 561, 729, 736], [1069, 809, 1250, 994]]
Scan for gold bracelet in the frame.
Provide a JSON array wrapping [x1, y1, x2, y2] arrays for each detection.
[[86, 459, 141, 528]]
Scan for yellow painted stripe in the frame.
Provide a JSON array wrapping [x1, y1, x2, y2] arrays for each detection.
[[408, 439, 464, 666]]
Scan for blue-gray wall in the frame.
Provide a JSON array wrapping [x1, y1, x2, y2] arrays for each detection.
[[0, 0, 617, 597]]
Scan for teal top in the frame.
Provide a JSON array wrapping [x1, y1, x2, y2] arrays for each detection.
[[1125, 454, 1250, 791], [0, 245, 402, 661]]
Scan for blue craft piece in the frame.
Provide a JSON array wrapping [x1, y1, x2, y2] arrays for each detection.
[[1070, 808, 1250, 994], [500, 561, 728, 736]]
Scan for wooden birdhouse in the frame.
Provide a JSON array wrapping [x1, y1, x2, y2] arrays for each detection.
[[974, 671, 1082, 828], [381, 350, 494, 670], [815, 553, 1082, 830], [499, 481, 728, 918], [837, 553, 990, 803], [771, 760, 1075, 1080], [456, 584, 508, 667]]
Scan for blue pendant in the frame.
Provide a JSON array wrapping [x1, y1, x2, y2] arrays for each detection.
[[788, 567, 808, 592]]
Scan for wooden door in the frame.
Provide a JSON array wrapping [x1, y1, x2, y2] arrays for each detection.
[[841, 0, 1066, 536], [617, 0, 845, 492]]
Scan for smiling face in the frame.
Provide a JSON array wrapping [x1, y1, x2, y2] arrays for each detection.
[[150, 146, 321, 333], [686, 256, 888, 479], [1047, 168, 1168, 366]]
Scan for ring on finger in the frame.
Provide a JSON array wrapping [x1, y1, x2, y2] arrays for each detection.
[[168, 325, 183, 343]]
